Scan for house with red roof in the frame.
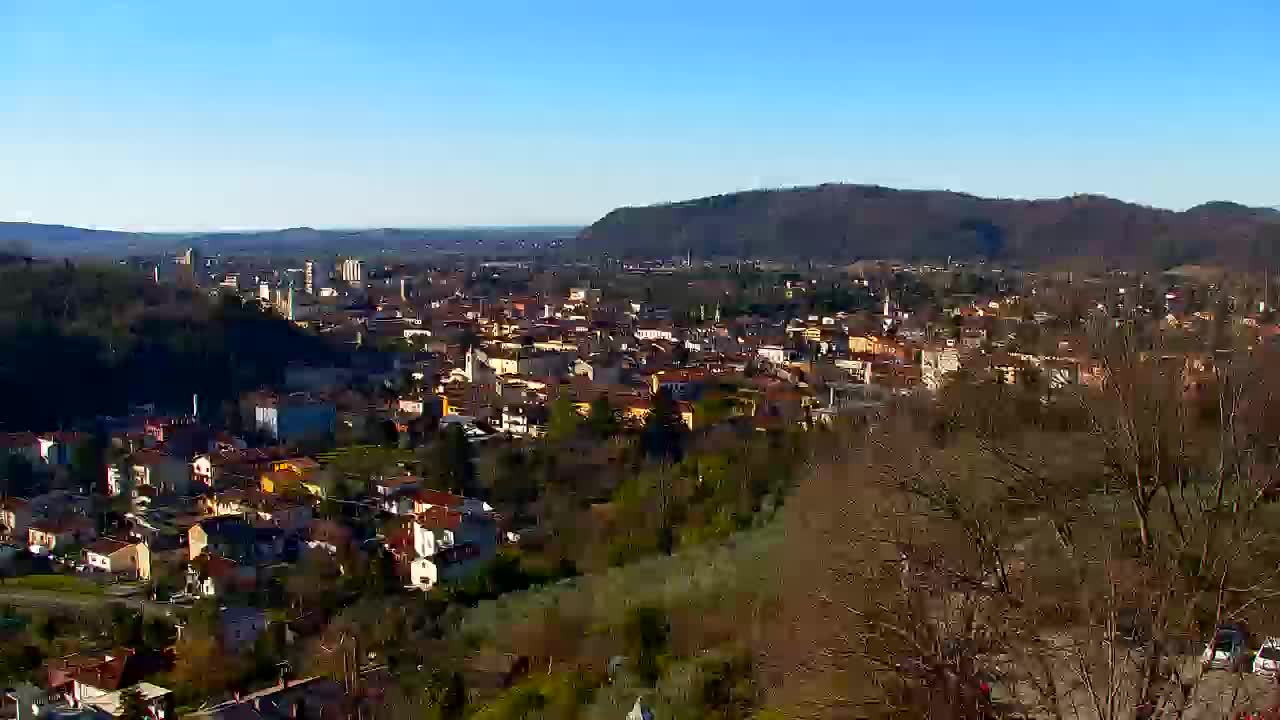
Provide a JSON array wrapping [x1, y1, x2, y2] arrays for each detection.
[[83, 537, 142, 575], [28, 515, 96, 554]]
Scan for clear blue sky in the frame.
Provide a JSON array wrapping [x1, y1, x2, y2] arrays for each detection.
[[1, 1, 1277, 231]]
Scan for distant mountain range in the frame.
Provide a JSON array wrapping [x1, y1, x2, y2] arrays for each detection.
[[10, 184, 1280, 268], [0, 223, 579, 258], [575, 184, 1280, 268]]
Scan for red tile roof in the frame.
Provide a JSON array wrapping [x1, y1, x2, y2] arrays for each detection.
[[0, 433, 37, 450], [415, 506, 462, 530], [415, 489, 465, 508], [84, 537, 134, 557]]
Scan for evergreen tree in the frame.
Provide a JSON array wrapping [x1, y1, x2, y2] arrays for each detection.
[[434, 424, 477, 495], [0, 455, 34, 498], [642, 388, 686, 461], [587, 396, 619, 438], [623, 606, 670, 687], [69, 436, 106, 495], [547, 394, 581, 443]]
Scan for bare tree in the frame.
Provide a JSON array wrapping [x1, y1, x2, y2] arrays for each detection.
[[764, 337, 1280, 720]]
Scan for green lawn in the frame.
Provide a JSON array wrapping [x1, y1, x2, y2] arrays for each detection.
[[3, 574, 104, 596]]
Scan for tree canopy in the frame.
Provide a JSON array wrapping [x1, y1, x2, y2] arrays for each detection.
[[0, 264, 333, 429]]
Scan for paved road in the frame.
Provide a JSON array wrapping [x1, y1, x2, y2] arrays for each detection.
[[0, 587, 182, 621]]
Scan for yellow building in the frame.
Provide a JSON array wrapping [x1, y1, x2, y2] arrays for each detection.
[[260, 457, 320, 494]]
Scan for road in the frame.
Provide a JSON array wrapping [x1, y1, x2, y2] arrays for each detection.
[[0, 587, 183, 621]]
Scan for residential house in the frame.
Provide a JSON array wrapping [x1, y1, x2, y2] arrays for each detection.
[[499, 404, 548, 438], [36, 432, 87, 467], [573, 355, 624, 385], [408, 503, 498, 591], [921, 347, 961, 391], [635, 324, 677, 342], [413, 489, 493, 516], [475, 347, 569, 379], [252, 393, 337, 443], [28, 516, 96, 554], [46, 649, 172, 720], [648, 369, 706, 400], [188, 516, 285, 564], [0, 433, 39, 463], [380, 491, 416, 517], [397, 395, 447, 419], [373, 474, 421, 497], [756, 345, 788, 365], [107, 466, 127, 498], [80, 682, 173, 720], [0, 497, 31, 541], [206, 490, 313, 533], [847, 335, 908, 360], [259, 457, 321, 495], [567, 287, 602, 304], [305, 519, 353, 556], [188, 553, 257, 597], [129, 450, 192, 496], [253, 498, 313, 533], [192, 446, 292, 489], [28, 491, 92, 519], [135, 541, 186, 582], [83, 538, 141, 575]]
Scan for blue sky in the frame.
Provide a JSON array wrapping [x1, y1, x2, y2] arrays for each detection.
[[1, 1, 1277, 231]]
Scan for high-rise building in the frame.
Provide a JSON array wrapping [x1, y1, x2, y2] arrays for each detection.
[[175, 247, 200, 286], [340, 258, 365, 284], [399, 276, 413, 301], [304, 259, 330, 295]]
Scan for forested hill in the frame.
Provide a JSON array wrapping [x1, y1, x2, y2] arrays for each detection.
[[576, 184, 1280, 268], [0, 262, 332, 430]]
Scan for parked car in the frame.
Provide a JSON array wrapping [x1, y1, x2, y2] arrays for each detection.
[[1203, 624, 1250, 671], [1255, 638, 1280, 678]]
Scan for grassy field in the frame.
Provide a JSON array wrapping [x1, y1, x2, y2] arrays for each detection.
[[457, 522, 780, 652], [3, 574, 105, 596], [457, 524, 782, 719]]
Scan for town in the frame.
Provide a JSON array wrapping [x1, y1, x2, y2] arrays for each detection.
[[0, 246, 1275, 719]]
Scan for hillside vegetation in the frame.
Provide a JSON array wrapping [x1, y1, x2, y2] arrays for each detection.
[[577, 184, 1280, 268], [0, 262, 331, 429]]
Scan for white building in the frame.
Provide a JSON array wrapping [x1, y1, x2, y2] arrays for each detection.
[[921, 348, 961, 390], [568, 287, 602, 304], [757, 345, 787, 365], [499, 405, 548, 438], [340, 258, 365, 284], [84, 538, 140, 575], [635, 326, 676, 342]]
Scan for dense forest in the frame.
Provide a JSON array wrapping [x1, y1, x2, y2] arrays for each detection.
[[0, 261, 330, 429], [577, 184, 1280, 268]]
